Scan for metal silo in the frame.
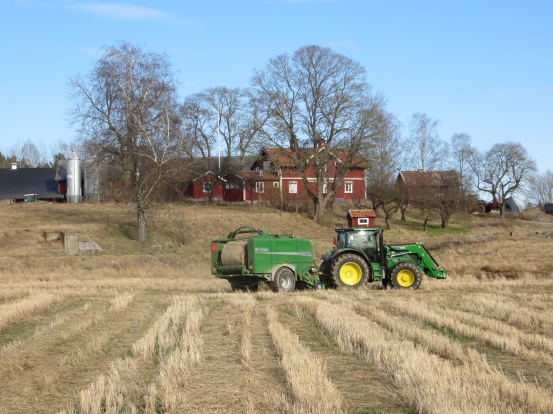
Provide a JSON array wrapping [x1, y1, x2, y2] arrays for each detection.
[[67, 148, 81, 203]]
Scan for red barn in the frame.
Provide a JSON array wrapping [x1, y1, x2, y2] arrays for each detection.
[[347, 210, 376, 228]]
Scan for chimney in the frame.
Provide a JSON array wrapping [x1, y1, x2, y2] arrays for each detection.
[[11, 162, 17, 170], [318, 139, 325, 148], [290, 139, 296, 151]]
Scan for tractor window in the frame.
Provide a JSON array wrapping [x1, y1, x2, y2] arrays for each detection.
[[346, 231, 377, 261], [336, 232, 347, 249]]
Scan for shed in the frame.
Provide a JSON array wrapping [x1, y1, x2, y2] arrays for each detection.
[[347, 210, 376, 228]]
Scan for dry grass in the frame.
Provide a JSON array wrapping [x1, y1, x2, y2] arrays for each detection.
[[267, 306, 345, 414], [0, 293, 59, 330], [1, 202, 553, 413], [310, 298, 553, 414]]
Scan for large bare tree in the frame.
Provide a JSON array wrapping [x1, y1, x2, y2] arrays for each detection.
[[406, 112, 449, 171], [469, 142, 536, 218], [252, 45, 387, 223], [68, 42, 187, 243]]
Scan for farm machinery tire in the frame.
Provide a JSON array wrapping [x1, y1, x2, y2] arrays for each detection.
[[269, 267, 296, 293], [330, 254, 369, 289], [230, 282, 258, 293], [389, 262, 422, 290]]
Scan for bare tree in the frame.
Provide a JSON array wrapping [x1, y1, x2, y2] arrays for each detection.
[[469, 142, 536, 218], [526, 170, 553, 207], [8, 139, 50, 167], [252, 45, 387, 223], [406, 112, 448, 171], [180, 93, 215, 169], [449, 133, 475, 193], [364, 115, 404, 229], [68, 42, 188, 243]]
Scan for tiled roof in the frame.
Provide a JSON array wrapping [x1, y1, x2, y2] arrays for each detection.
[[231, 171, 279, 181], [398, 170, 460, 186], [347, 209, 377, 218], [262, 147, 368, 169]]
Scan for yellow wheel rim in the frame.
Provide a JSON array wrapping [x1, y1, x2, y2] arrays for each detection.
[[397, 269, 415, 287], [339, 262, 362, 285]]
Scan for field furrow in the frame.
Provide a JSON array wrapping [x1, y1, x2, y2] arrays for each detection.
[[0, 293, 167, 413], [297, 296, 553, 414], [170, 296, 289, 413], [281, 294, 409, 414]]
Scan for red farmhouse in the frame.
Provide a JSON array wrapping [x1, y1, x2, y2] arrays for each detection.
[[184, 171, 226, 201], [227, 144, 367, 202]]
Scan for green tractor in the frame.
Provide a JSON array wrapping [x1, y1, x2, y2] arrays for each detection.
[[320, 227, 446, 289], [211, 226, 446, 292]]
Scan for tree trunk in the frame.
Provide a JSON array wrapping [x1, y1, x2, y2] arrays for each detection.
[[400, 205, 407, 221], [441, 215, 450, 229], [385, 218, 393, 230], [313, 199, 323, 223], [138, 210, 146, 244]]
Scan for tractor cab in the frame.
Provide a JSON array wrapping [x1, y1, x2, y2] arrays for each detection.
[[334, 228, 381, 262]]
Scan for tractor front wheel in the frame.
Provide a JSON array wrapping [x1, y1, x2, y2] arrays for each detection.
[[330, 254, 369, 289], [390, 262, 422, 290], [269, 267, 296, 293]]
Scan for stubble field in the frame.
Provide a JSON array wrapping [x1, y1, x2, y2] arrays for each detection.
[[1, 201, 553, 413]]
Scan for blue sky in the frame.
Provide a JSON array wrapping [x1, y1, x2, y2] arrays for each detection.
[[0, 0, 551, 171]]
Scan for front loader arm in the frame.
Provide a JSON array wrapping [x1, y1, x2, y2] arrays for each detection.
[[386, 243, 447, 279]]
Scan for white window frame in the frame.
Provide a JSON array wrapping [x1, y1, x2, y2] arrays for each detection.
[[273, 182, 279, 188], [344, 181, 353, 193], [203, 182, 213, 193], [256, 181, 265, 193], [358, 218, 369, 225], [289, 181, 298, 194]]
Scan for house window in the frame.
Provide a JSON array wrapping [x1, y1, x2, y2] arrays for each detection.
[[256, 182, 264, 193], [358, 218, 369, 225], [289, 181, 297, 194], [203, 182, 213, 193], [323, 181, 328, 194], [273, 182, 279, 188], [344, 181, 353, 193]]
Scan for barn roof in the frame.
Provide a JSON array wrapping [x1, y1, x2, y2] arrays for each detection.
[[347, 209, 377, 219], [0, 168, 63, 200], [260, 147, 368, 169], [398, 170, 460, 186], [230, 171, 279, 181]]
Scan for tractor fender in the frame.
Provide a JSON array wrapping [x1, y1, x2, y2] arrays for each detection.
[[322, 248, 369, 264], [270, 264, 295, 281], [386, 259, 418, 278]]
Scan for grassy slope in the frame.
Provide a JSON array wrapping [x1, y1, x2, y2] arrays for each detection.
[[1, 201, 553, 412]]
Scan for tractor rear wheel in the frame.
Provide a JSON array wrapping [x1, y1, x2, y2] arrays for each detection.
[[269, 267, 296, 293], [330, 254, 369, 289], [390, 262, 422, 290]]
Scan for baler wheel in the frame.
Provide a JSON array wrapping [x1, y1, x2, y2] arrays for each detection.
[[269, 267, 296, 293], [330, 254, 369, 289], [390, 262, 422, 290]]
